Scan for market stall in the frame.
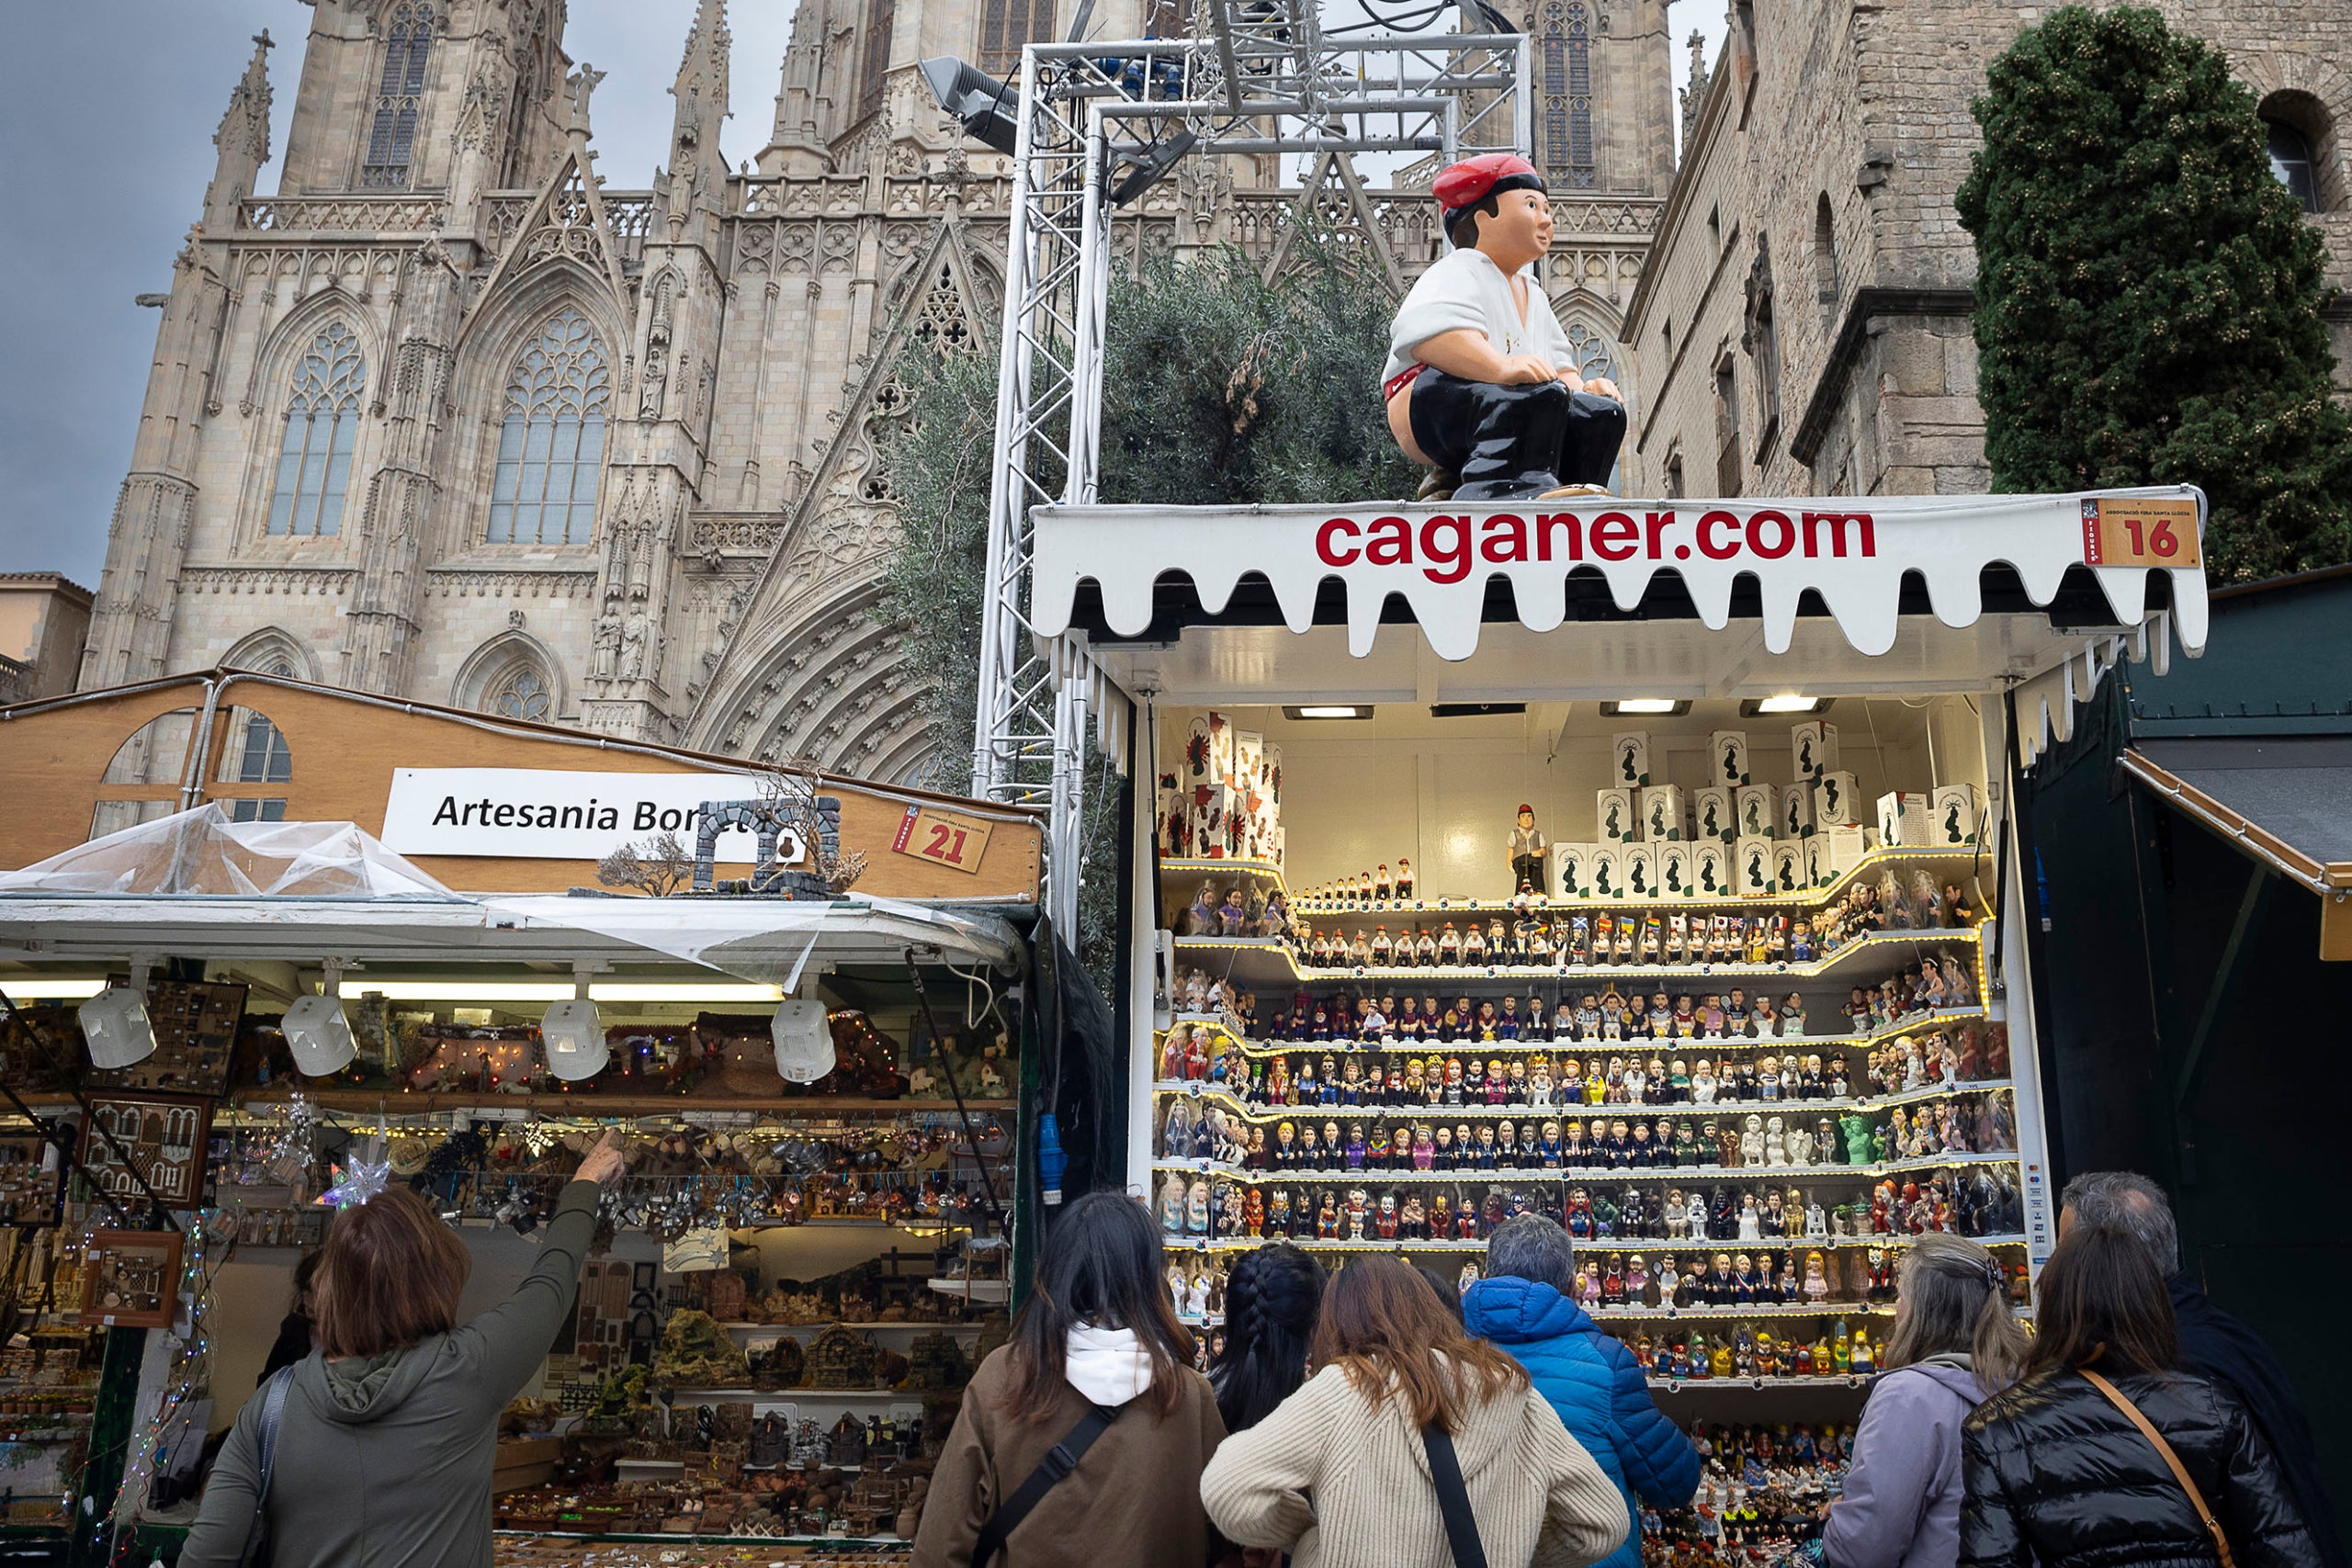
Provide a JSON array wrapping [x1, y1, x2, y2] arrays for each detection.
[[0, 675, 1043, 1565], [1033, 485, 2210, 1551]]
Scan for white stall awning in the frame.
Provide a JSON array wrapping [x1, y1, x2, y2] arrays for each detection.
[[1033, 488, 2210, 675]]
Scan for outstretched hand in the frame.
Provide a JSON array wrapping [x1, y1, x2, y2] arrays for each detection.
[[575, 1129, 628, 1188]]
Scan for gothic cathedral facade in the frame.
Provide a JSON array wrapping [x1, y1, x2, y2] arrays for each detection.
[[84, 0, 1673, 781]]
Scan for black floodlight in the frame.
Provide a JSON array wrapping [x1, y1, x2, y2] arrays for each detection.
[[1110, 126, 1199, 206], [922, 56, 1021, 155]]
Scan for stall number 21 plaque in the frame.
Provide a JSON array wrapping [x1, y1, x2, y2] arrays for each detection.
[[893, 806, 993, 874], [2081, 496, 2201, 568]]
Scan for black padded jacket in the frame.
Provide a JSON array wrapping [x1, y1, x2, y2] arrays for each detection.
[[1959, 1365, 2321, 1568]]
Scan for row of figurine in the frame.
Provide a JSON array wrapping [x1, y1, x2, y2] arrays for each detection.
[[1165, 1023, 2008, 1106], [1177, 958, 1980, 1047], [1154, 1168, 2025, 1244], [1159, 1093, 2020, 1170], [1288, 895, 1973, 970], [1189, 875, 1980, 969]]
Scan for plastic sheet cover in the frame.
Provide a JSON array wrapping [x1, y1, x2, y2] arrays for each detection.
[[476, 892, 1026, 985], [0, 807, 1025, 983], [0, 804, 456, 899]]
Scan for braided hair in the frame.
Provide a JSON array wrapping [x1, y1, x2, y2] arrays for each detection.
[[1211, 1243, 1325, 1432]]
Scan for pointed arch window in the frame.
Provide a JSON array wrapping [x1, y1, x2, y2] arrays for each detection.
[[267, 323, 366, 537], [218, 659, 295, 822], [488, 309, 610, 546], [489, 660, 555, 721], [1561, 319, 1617, 384], [858, 0, 897, 120], [1538, 1, 1597, 189], [364, 3, 435, 190], [978, 0, 1055, 79]]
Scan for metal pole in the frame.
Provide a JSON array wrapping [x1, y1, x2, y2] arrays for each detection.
[[971, 54, 1050, 796]]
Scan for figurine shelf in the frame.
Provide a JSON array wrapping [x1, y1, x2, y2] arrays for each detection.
[[1172, 927, 1983, 989]]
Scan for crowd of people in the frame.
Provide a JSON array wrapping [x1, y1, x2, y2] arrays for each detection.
[[175, 1139, 2337, 1568], [910, 1171, 2340, 1568]]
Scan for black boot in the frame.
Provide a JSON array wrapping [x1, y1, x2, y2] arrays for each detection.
[[1408, 371, 1570, 502]]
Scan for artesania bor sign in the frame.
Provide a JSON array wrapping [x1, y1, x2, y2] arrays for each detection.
[[1032, 489, 2210, 660], [381, 768, 805, 862]]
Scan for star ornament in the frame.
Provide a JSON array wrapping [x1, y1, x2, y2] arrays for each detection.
[[317, 1134, 394, 1209]]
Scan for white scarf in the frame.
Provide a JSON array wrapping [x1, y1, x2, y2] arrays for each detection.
[[1065, 1323, 1154, 1406]]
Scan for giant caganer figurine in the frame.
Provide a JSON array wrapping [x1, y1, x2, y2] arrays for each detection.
[[1383, 153, 1629, 502]]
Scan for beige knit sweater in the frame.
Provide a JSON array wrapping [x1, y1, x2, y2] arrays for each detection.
[[1199, 1360, 1629, 1568]]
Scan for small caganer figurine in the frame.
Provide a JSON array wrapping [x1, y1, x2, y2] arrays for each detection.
[[1383, 152, 1628, 501]]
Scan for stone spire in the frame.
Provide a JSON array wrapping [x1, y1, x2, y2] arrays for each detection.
[[203, 30, 273, 230], [664, 0, 730, 238], [1678, 30, 1713, 157]]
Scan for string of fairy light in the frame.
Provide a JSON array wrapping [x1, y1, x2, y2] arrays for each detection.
[[52, 1089, 1008, 1559]]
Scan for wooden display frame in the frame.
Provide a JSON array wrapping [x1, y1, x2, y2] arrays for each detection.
[[78, 1092, 215, 1210], [82, 1228, 184, 1328]]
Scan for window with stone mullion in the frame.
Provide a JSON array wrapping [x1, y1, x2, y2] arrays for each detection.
[[364, 4, 435, 189], [488, 309, 610, 547], [267, 324, 365, 537]]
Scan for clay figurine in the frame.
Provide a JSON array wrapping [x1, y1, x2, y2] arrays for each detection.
[[1382, 154, 1628, 500]]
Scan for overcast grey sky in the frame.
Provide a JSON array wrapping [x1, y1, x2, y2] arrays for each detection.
[[0, 2, 1720, 588]]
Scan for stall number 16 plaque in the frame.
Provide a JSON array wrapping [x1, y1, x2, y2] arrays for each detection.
[[2081, 497, 2201, 568], [893, 806, 992, 874]]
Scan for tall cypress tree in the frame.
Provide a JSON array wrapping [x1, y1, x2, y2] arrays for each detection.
[[1956, 5, 2352, 582]]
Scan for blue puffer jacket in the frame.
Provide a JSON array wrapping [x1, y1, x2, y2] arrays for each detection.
[[1463, 1276, 1702, 1568]]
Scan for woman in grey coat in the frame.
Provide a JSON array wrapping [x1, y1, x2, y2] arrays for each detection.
[[1815, 1235, 2030, 1568], [179, 1131, 626, 1568]]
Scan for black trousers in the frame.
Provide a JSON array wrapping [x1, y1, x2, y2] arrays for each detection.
[[1407, 368, 1628, 502]]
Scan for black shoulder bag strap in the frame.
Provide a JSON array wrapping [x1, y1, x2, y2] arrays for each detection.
[[972, 1399, 1127, 1568], [238, 1364, 298, 1568], [1422, 1421, 1491, 1568]]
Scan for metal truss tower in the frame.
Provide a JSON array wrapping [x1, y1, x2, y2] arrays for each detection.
[[968, 0, 1529, 931]]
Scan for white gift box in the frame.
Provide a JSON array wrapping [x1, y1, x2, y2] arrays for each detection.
[[1791, 720, 1839, 782], [1595, 788, 1637, 844], [1639, 784, 1686, 842], [1708, 730, 1752, 787], [1591, 845, 1625, 899], [1658, 842, 1696, 898], [1623, 844, 1659, 900], [1693, 842, 1732, 897], [1815, 772, 1861, 827], [1877, 791, 1936, 849], [1780, 783, 1815, 840], [1734, 835, 1777, 897], [1772, 843, 1805, 895], [1551, 842, 1596, 900], [1929, 784, 1987, 847], [1692, 786, 1736, 843], [1735, 785, 1777, 841], [1611, 731, 1654, 789]]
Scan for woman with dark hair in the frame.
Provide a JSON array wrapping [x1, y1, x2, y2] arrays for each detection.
[[1213, 1243, 1325, 1434], [1960, 1226, 2321, 1568], [258, 1249, 323, 1384], [913, 1190, 1227, 1567], [1811, 1234, 2030, 1568], [1201, 1254, 1625, 1568], [180, 1131, 627, 1568]]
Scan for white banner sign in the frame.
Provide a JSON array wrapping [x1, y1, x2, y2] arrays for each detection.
[[1031, 487, 2210, 660], [380, 768, 807, 863]]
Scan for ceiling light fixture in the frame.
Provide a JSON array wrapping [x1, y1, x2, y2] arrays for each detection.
[[2, 977, 109, 1000], [540, 967, 608, 1082], [1741, 695, 1832, 716], [280, 960, 359, 1077], [1602, 698, 1690, 716], [1283, 705, 1373, 720], [341, 980, 786, 1004], [78, 962, 156, 1070], [772, 998, 832, 1082]]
